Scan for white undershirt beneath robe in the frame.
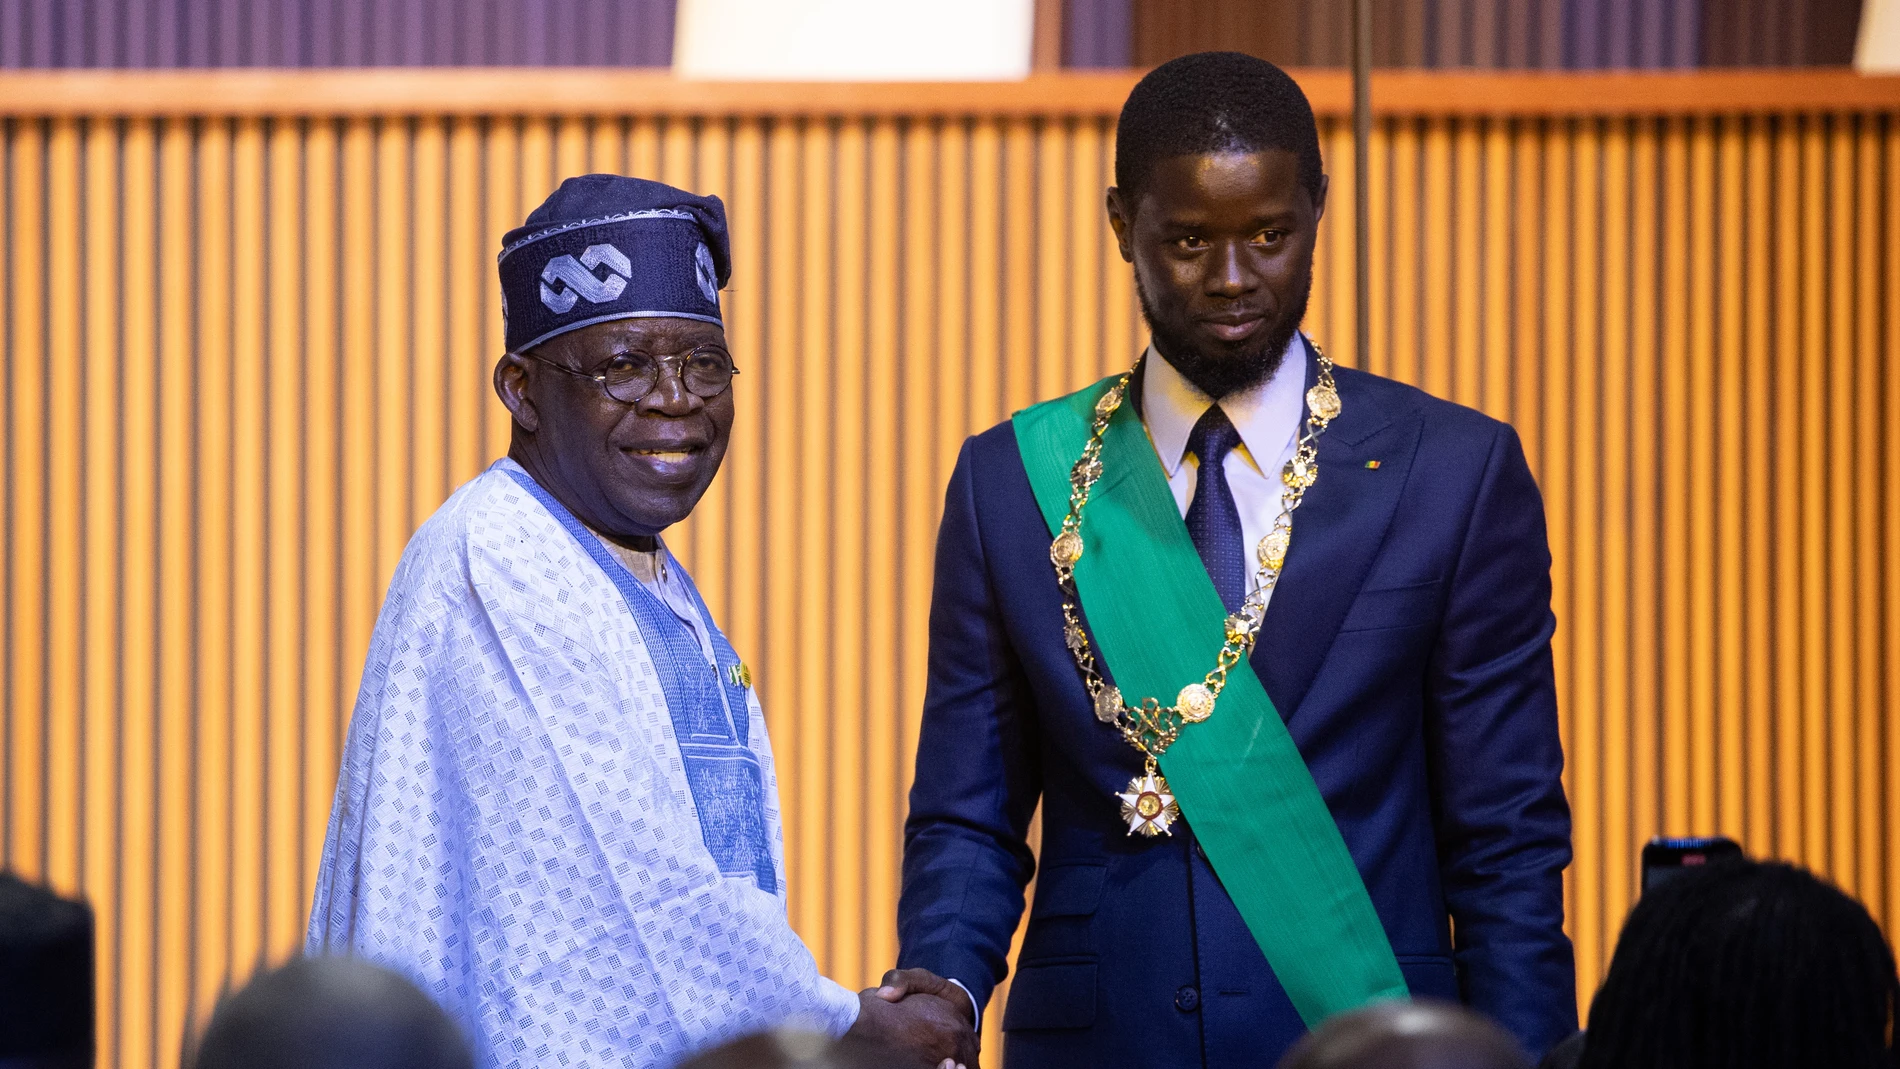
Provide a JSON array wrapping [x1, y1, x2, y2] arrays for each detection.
[[308, 458, 859, 1069]]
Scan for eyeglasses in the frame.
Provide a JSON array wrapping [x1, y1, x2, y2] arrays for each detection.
[[518, 344, 740, 404]]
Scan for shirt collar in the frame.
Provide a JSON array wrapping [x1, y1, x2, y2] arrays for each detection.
[[1139, 333, 1308, 477]]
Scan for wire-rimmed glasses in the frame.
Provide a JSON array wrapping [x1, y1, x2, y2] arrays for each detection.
[[518, 344, 739, 404]]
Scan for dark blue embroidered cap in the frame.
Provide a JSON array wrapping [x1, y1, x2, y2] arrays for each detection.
[[498, 174, 731, 353]]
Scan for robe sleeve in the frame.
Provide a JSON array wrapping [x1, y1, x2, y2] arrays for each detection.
[[309, 509, 858, 1069]]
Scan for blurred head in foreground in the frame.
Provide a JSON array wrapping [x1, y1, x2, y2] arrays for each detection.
[[0, 873, 94, 1069], [673, 1029, 892, 1069], [1278, 1000, 1530, 1069], [1579, 859, 1899, 1069], [192, 956, 471, 1069]]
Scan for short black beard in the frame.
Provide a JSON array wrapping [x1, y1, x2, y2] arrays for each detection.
[[1138, 268, 1312, 400]]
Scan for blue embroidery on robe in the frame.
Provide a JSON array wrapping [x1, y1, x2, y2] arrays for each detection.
[[500, 464, 777, 892]]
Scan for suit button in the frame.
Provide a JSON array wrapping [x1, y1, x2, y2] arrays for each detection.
[[1175, 986, 1200, 1012]]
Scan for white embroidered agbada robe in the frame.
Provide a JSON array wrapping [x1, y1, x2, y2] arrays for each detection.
[[309, 459, 859, 1069]]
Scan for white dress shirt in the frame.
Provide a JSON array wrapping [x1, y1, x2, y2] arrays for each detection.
[[1139, 333, 1307, 612]]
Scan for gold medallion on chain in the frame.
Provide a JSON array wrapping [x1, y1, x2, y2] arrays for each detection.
[[1049, 346, 1343, 834]]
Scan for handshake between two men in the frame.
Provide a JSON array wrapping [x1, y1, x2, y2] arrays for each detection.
[[847, 968, 981, 1069]]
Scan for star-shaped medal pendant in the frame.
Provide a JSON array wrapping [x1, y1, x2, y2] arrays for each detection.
[[1118, 769, 1181, 837]]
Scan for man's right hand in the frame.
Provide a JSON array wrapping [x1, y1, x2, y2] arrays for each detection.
[[845, 987, 977, 1069]]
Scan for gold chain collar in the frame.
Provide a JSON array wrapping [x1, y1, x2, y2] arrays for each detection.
[[1048, 344, 1342, 835]]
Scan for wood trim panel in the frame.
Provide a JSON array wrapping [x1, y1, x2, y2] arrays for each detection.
[[1, 67, 1898, 118]]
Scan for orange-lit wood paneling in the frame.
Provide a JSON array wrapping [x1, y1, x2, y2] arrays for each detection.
[[0, 72, 1896, 1066]]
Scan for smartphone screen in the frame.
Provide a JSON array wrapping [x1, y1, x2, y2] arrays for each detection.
[[1641, 836, 1744, 892]]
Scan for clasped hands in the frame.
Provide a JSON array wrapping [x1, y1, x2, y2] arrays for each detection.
[[846, 967, 980, 1069]]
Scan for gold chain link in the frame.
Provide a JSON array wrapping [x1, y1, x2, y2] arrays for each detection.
[[1050, 345, 1343, 766]]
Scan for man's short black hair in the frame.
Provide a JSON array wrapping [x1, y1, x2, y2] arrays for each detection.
[[1114, 51, 1324, 209]]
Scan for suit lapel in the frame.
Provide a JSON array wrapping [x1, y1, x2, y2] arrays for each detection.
[[1251, 342, 1422, 722]]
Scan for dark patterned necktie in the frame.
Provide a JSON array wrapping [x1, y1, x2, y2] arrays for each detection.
[[1184, 405, 1247, 614]]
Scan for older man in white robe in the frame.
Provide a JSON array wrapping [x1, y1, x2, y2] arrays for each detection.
[[309, 175, 976, 1069]]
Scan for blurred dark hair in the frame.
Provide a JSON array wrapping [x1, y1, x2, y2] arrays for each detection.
[[673, 1029, 894, 1069], [1579, 859, 1900, 1069], [0, 872, 94, 1068], [1277, 999, 1530, 1069], [192, 956, 472, 1069]]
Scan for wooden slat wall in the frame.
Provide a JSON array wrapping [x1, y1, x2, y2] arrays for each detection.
[[0, 75, 1895, 1066]]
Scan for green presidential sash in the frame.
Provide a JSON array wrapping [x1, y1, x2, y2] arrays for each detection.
[[1013, 375, 1409, 1027]]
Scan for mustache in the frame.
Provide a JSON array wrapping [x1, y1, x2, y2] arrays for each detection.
[[1136, 268, 1312, 400]]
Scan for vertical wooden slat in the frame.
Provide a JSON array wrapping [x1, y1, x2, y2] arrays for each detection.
[[227, 114, 267, 981], [481, 118, 519, 462], [44, 116, 82, 898], [1714, 118, 1746, 844], [0, 117, 9, 871], [152, 114, 194, 1069], [1539, 116, 1581, 998], [1389, 119, 1419, 386], [300, 118, 341, 919], [1510, 121, 1543, 465], [1099, 122, 1137, 377], [372, 118, 411, 603], [1003, 118, 1037, 410], [970, 120, 1002, 427], [794, 116, 835, 968], [1421, 117, 1453, 401], [1035, 119, 1067, 398], [1770, 115, 1805, 863], [409, 117, 447, 522], [1885, 120, 1900, 940], [446, 117, 483, 488], [829, 116, 868, 986], [337, 117, 377, 766], [1598, 116, 1632, 927], [762, 115, 807, 941], [861, 115, 903, 986], [897, 116, 937, 960], [80, 115, 122, 1066], [1824, 115, 1858, 896], [1569, 116, 1603, 997], [723, 118, 765, 660], [264, 116, 305, 963], [1067, 119, 1102, 385], [1850, 118, 1883, 911], [1741, 117, 1774, 857], [1659, 115, 1691, 839], [7, 104, 36, 953], [1686, 115, 1718, 837], [1797, 118, 1827, 871], [116, 115, 158, 1069], [1479, 119, 1510, 431], [1627, 116, 1661, 906], [191, 115, 234, 1014], [1450, 119, 1481, 409]]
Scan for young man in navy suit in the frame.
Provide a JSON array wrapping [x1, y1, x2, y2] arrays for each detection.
[[892, 53, 1576, 1067]]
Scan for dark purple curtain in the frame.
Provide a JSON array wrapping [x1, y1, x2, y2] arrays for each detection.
[[1063, 0, 1861, 68], [0, 0, 676, 67]]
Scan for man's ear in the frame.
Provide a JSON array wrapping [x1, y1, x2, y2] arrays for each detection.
[[494, 353, 540, 434], [1105, 186, 1135, 263], [1312, 173, 1329, 223]]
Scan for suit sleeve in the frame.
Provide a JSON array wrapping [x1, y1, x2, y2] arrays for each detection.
[[1425, 424, 1577, 1056], [896, 437, 1043, 1017]]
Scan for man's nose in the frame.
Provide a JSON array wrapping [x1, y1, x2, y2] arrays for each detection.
[[637, 367, 702, 415], [1205, 242, 1257, 299]]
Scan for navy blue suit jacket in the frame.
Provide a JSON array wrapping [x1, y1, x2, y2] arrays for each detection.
[[897, 344, 1576, 1068]]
